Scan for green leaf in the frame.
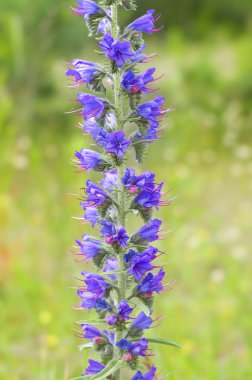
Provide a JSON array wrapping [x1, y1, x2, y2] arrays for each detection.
[[92, 359, 123, 380], [71, 376, 91, 380], [148, 337, 181, 349], [76, 319, 106, 325], [131, 299, 151, 316], [78, 342, 93, 351], [101, 269, 125, 276]]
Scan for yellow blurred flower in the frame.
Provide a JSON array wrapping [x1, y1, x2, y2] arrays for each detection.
[[46, 334, 59, 349], [38, 311, 52, 325], [181, 339, 195, 354]]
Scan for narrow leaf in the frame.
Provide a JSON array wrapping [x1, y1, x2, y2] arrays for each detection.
[[91, 359, 123, 380], [101, 270, 125, 276], [78, 342, 93, 351], [148, 337, 181, 348], [131, 299, 151, 316], [76, 319, 106, 325]]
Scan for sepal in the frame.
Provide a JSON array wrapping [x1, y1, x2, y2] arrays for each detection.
[[120, 0, 137, 11], [88, 71, 107, 94], [86, 11, 110, 37], [130, 132, 148, 163]]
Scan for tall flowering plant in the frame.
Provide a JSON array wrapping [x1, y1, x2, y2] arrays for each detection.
[[67, 1, 179, 379]]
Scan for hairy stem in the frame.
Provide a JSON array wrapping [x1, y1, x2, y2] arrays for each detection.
[[111, 2, 127, 379]]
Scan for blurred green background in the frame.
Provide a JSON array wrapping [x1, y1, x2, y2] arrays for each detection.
[[0, 0, 251, 379]]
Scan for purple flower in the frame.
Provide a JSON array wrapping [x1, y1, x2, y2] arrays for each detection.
[[116, 339, 132, 351], [100, 222, 129, 247], [97, 17, 111, 34], [99, 34, 134, 68], [100, 220, 116, 237], [78, 93, 106, 120], [73, 0, 100, 20], [117, 338, 149, 357], [83, 180, 108, 207], [131, 312, 153, 330], [131, 218, 162, 244], [131, 365, 157, 380], [98, 131, 131, 158], [137, 96, 166, 123], [83, 206, 99, 227], [138, 269, 165, 294], [81, 271, 110, 297], [115, 226, 129, 248], [121, 68, 156, 94], [134, 183, 164, 209], [122, 169, 155, 191], [103, 257, 118, 281], [118, 300, 134, 320], [66, 59, 100, 87], [130, 338, 149, 356], [75, 148, 105, 171], [128, 253, 154, 282], [100, 169, 118, 192], [124, 249, 138, 264], [105, 314, 118, 326], [77, 289, 111, 312], [75, 234, 104, 261], [81, 324, 102, 340], [127, 10, 160, 35], [84, 359, 105, 375], [83, 119, 102, 139]]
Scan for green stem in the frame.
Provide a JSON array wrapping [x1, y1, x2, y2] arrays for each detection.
[[111, 2, 127, 379]]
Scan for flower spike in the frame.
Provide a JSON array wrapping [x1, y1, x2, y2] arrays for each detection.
[[65, 1, 178, 379]]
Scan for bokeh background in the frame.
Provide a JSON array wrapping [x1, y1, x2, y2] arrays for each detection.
[[0, 0, 251, 379]]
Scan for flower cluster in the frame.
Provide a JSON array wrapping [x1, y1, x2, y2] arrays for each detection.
[[66, 1, 175, 379]]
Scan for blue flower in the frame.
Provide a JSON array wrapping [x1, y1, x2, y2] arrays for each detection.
[[98, 130, 131, 158], [100, 222, 129, 247], [122, 169, 155, 191], [128, 252, 154, 282], [77, 289, 111, 312], [81, 271, 110, 297], [131, 218, 162, 244], [137, 96, 166, 123], [131, 365, 157, 380], [134, 182, 164, 209], [105, 314, 118, 326], [121, 68, 156, 94], [127, 10, 160, 35], [73, 0, 100, 20], [66, 59, 100, 87], [116, 339, 133, 351], [130, 338, 149, 356], [100, 220, 116, 237], [83, 206, 99, 227], [82, 119, 102, 140], [99, 34, 134, 68], [100, 169, 118, 192], [81, 324, 102, 340], [131, 311, 153, 330], [117, 338, 149, 357], [78, 93, 106, 120], [115, 226, 129, 248], [84, 359, 105, 375], [138, 269, 165, 294], [118, 300, 134, 320], [75, 148, 105, 171], [82, 180, 108, 207], [75, 234, 105, 261], [124, 249, 138, 264], [97, 17, 111, 34]]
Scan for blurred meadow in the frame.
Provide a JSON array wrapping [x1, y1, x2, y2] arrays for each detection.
[[0, 0, 252, 379]]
